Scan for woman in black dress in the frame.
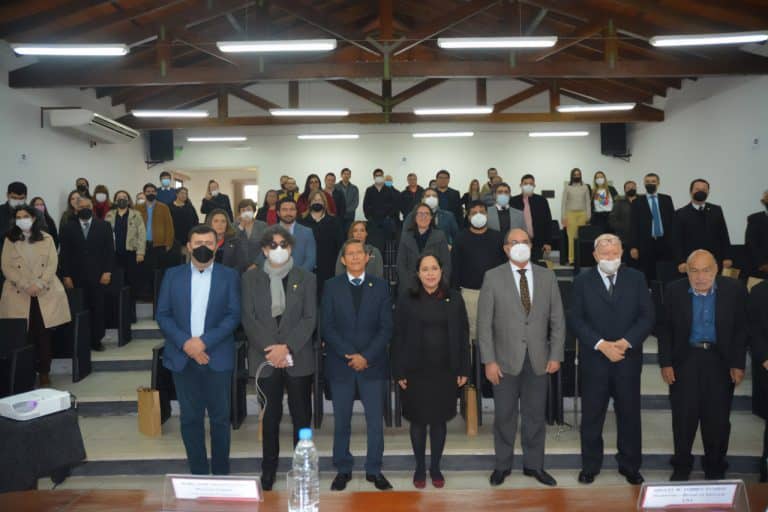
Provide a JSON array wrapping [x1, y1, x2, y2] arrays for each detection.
[[169, 187, 199, 254], [299, 190, 343, 297], [392, 252, 470, 489]]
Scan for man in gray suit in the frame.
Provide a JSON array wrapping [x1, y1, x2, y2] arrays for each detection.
[[478, 228, 566, 487], [335, 167, 359, 235], [487, 183, 526, 235]]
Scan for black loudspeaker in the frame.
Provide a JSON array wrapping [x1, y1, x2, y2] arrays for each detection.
[[148, 130, 174, 162], [600, 123, 628, 156]]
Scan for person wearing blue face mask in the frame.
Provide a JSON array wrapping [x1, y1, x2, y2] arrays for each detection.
[[157, 171, 177, 205], [486, 183, 525, 236]]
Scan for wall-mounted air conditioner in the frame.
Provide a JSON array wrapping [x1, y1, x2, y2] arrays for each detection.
[[48, 109, 139, 144]]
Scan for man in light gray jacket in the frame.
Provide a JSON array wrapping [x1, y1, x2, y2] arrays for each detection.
[[486, 182, 526, 235], [478, 228, 565, 488], [335, 167, 359, 235]]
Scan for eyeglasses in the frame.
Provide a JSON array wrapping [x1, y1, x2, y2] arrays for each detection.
[[268, 241, 289, 249]]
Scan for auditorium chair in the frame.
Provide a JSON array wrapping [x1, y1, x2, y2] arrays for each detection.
[[103, 267, 132, 346], [0, 319, 34, 397], [52, 288, 92, 382]]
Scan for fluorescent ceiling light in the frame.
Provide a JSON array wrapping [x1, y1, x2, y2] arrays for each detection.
[[413, 106, 493, 115], [270, 108, 349, 117], [297, 134, 359, 140], [132, 110, 208, 118], [11, 44, 129, 56], [217, 39, 337, 53], [412, 132, 475, 138], [556, 103, 636, 113], [438, 36, 557, 49], [529, 131, 589, 138], [187, 136, 247, 142], [650, 31, 768, 47]]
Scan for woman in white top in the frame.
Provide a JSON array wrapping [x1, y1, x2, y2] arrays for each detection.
[[561, 168, 591, 264], [590, 171, 619, 233]]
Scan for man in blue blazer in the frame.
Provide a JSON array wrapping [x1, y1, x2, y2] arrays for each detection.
[[156, 224, 241, 475], [276, 197, 316, 272], [321, 239, 393, 491], [568, 234, 654, 486]]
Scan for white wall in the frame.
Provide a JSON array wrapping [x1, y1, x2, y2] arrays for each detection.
[[0, 43, 148, 222]]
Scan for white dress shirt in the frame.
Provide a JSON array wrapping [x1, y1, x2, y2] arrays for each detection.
[[347, 272, 366, 285], [510, 260, 533, 303], [190, 262, 213, 338]]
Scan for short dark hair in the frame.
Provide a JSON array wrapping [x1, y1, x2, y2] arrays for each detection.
[[238, 198, 257, 211], [468, 200, 487, 212], [644, 172, 660, 181], [372, 168, 383, 177], [260, 225, 295, 248], [407, 173, 417, 179], [325, 172, 335, 179], [5, 205, 44, 243], [341, 238, 365, 257], [76, 177, 89, 187], [436, 169, 450, 179], [341, 168, 351, 175], [277, 196, 297, 210], [112, 190, 133, 208], [623, 180, 636, 189], [143, 183, 157, 193], [188, 224, 216, 242], [159, 171, 171, 179], [689, 178, 710, 192], [520, 174, 535, 183], [7, 182, 27, 196], [495, 182, 512, 194], [409, 251, 449, 297]]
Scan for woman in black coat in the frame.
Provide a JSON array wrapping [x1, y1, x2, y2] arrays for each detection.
[[298, 190, 343, 297], [392, 252, 470, 489], [200, 179, 234, 222], [169, 187, 200, 249]]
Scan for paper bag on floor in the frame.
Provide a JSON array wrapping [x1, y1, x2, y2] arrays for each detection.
[[465, 385, 478, 437], [137, 387, 162, 437]]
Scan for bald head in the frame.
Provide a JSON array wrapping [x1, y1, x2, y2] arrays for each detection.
[[686, 249, 717, 294]]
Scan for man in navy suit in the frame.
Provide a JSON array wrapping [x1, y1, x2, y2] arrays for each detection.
[[568, 234, 654, 485], [277, 197, 316, 272], [156, 224, 241, 475], [321, 239, 394, 491]]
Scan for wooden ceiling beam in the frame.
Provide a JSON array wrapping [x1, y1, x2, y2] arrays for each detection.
[[327, 80, 383, 106], [0, 0, 111, 38], [650, 0, 768, 29], [12, 57, 768, 88], [493, 82, 549, 113], [227, 87, 280, 111], [390, 78, 448, 106], [123, 85, 219, 111], [526, 17, 608, 62]]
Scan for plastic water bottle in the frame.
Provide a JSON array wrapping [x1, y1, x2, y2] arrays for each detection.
[[290, 428, 319, 512]]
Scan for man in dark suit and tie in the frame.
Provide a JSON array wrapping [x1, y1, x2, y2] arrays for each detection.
[[60, 196, 115, 352], [628, 172, 677, 282], [659, 249, 747, 481], [675, 179, 732, 274], [748, 279, 768, 482], [434, 169, 463, 226], [510, 174, 553, 263], [156, 224, 241, 475], [746, 190, 768, 279], [569, 234, 654, 485], [321, 239, 393, 491]]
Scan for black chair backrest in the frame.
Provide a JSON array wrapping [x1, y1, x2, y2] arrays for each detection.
[[0, 319, 27, 358]]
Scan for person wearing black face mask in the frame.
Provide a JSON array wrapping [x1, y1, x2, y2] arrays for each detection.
[[156, 224, 241, 476], [674, 178, 732, 274], [628, 173, 677, 282], [60, 197, 115, 351], [609, 181, 638, 253], [135, 182, 176, 300], [105, 191, 146, 304], [299, 191, 343, 297], [75, 177, 91, 199], [746, 190, 768, 279]]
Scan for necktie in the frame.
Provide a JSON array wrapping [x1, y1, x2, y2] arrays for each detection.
[[518, 269, 531, 315], [523, 195, 534, 239], [651, 196, 663, 238], [351, 278, 362, 287], [608, 274, 616, 297], [82, 223, 90, 238]]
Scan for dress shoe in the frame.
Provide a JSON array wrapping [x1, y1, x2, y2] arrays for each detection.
[[523, 468, 557, 487], [578, 470, 596, 484], [366, 473, 393, 490], [260, 471, 275, 491], [330, 473, 352, 491], [38, 373, 51, 388], [618, 468, 644, 485], [489, 469, 511, 487], [670, 471, 690, 482], [430, 469, 445, 488], [91, 341, 106, 352], [413, 470, 426, 489]]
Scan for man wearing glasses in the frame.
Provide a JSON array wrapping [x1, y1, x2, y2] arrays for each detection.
[[568, 234, 654, 485]]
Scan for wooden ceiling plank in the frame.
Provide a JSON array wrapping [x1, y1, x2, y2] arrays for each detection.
[[390, 78, 448, 106], [227, 87, 280, 111], [0, 0, 111, 38], [493, 82, 549, 112], [327, 79, 384, 106]]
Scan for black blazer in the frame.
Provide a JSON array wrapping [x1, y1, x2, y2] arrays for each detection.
[[509, 193, 553, 248], [658, 276, 747, 370], [201, 193, 234, 222], [399, 187, 425, 219], [331, 188, 347, 220], [568, 266, 654, 377], [674, 203, 731, 265], [629, 193, 676, 252], [438, 187, 463, 226], [749, 280, 768, 365], [391, 288, 470, 380], [746, 211, 768, 277], [60, 218, 115, 284]]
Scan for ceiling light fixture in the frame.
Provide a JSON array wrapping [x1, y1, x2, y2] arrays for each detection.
[[556, 103, 636, 113], [438, 36, 557, 49], [270, 108, 349, 117], [11, 44, 129, 56], [412, 132, 475, 138], [187, 136, 247, 142], [132, 110, 209, 118], [413, 106, 493, 116], [217, 39, 337, 53], [297, 134, 359, 140], [528, 131, 589, 138], [650, 31, 768, 47]]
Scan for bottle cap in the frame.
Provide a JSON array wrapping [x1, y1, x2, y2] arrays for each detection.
[[298, 428, 312, 441]]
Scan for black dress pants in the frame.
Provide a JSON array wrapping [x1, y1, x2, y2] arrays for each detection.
[[258, 369, 313, 474], [76, 279, 106, 348], [669, 347, 734, 477]]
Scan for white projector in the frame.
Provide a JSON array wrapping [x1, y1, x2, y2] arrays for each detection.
[[0, 388, 71, 421]]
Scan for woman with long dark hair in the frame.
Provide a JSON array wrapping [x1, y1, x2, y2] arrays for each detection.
[[30, 197, 59, 248], [0, 205, 70, 387], [257, 189, 280, 225], [60, 190, 81, 228], [392, 252, 469, 488], [205, 208, 248, 273], [560, 167, 591, 264], [297, 174, 336, 216], [299, 190, 343, 296], [105, 190, 146, 300], [396, 203, 451, 296], [201, 179, 234, 222], [92, 184, 112, 220], [590, 170, 619, 232]]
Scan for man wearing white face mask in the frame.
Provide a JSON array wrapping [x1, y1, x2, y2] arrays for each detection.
[[451, 201, 506, 342], [236, 198, 267, 270], [568, 234, 654, 486], [510, 174, 553, 264], [478, 228, 565, 487], [486, 183, 526, 236], [401, 188, 459, 246]]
